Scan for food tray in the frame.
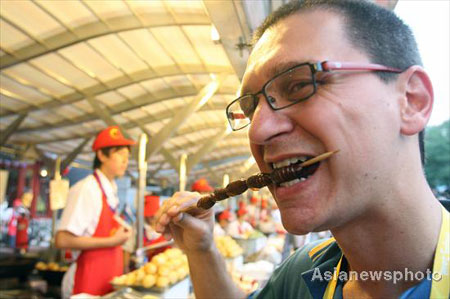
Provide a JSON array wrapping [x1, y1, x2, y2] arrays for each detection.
[[111, 283, 168, 293], [110, 278, 190, 298]]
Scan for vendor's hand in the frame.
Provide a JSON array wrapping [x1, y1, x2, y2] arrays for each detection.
[[154, 191, 214, 253], [110, 226, 131, 246]]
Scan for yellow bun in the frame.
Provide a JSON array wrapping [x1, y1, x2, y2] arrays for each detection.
[[36, 262, 47, 270], [158, 265, 170, 277], [112, 276, 125, 285], [136, 268, 146, 283], [144, 262, 157, 275], [172, 258, 182, 267], [164, 249, 177, 259], [125, 273, 136, 286], [176, 268, 186, 280], [168, 272, 178, 284], [142, 274, 156, 288], [48, 263, 59, 271], [152, 254, 167, 266], [156, 276, 170, 288]]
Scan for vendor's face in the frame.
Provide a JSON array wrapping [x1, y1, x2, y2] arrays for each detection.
[[219, 219, 228, 228], [242, 10, 402, 234], [99, 147, 130, 178]]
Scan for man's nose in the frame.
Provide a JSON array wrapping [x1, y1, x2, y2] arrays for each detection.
[[248, 94, 293, 144]]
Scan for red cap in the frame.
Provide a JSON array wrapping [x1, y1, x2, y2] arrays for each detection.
[[219, 210, 231, 221], [144, 195, 160, 217], [13, 199, 22, 208], [261, 198, 268, 209], [250, 197, 258, 204], [191, 178, 213, 193], [238, 201, 246, 210], [237, 208, 247, 217], [92, 126, 135, 151]]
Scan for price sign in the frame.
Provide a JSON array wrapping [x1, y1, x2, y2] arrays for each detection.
[[49, 179, 69, 210]]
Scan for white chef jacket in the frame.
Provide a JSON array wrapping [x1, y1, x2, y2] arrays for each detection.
[[58, 169, 119, 299], [227, 220, 254, 238]]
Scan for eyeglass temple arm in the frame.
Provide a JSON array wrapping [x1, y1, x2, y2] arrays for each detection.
[[319, 61, 402, 73]]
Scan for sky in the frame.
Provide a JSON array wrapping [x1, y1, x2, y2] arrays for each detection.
[[395, 1, 450, 127]]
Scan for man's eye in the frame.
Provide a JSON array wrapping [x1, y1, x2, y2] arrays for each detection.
[[289, 81, 310, 93], [285, 81, 314, 100]]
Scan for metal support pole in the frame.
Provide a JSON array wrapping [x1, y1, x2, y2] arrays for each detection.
[[136, 133, 148, 265], [179, 154, 187, 191], [51, 158, 61, 248]]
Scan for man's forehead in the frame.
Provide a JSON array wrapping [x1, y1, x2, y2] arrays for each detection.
[[240, 10, 357, 94]]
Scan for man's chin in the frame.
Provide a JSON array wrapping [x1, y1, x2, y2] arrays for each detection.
[[279, 209, 318, 235]]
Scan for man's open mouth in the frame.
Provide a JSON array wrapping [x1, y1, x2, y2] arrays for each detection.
[[271, 156, 321, 187]]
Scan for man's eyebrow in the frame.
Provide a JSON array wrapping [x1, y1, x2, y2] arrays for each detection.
[[240, 60, 313, 96], [271, 60, 308, 76]]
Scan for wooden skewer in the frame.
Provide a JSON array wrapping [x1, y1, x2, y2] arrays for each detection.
[[180, 150, 339, 213]]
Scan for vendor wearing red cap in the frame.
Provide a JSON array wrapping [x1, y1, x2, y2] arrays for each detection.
[[191, 178, 214, 193], [227, 202, 254, 238], [142, 195, 171, 260], [56, 126, 135, 298], [214, 210, 231, 237], [247, 196, 260, 227]]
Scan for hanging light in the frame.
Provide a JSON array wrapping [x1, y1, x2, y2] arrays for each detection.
[[40, 169, 48, 177]]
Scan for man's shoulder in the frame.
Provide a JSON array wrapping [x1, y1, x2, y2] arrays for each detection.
[[286, 237, 337, 272], [68, 174, 99, 198], [253, 238, 338, 299], [70, 174, 95, 191]]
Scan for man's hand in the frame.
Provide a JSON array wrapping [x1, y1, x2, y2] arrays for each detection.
[[110, 226, 132, 246], [154, 191, 214, 253]]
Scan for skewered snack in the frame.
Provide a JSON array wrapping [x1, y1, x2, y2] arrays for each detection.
[[195, 150, 338, 210]]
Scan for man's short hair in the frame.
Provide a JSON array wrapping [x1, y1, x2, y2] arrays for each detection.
[[93, 145, 130, 170], [252, 0, 425, 164]]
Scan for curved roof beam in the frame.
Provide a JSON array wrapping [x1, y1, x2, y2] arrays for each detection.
[[58, 135, 249, 159], [185, 125, 230, 174], [0, 113, 27, 146], [1, 69, 234, 118], [152, 148, 251, 176], [0, 19, 211, 69], [16, 89, 235, 133], [146, 74, 225, 160], [27, 118, 244, 145]]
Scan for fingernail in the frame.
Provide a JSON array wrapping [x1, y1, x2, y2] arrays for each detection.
[[168, 205, 179, 214]]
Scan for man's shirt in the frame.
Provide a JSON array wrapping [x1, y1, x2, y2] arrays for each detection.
[[251, 207, 449, 299]]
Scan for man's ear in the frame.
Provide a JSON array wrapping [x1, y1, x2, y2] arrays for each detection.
[[398, 66, 434, 136], [97, 150, 106, 163]]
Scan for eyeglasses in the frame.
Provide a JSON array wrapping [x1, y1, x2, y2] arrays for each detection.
[[226, 61, 402, 131]]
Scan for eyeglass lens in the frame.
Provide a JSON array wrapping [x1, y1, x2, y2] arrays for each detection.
[[227, 63, 316, 130]]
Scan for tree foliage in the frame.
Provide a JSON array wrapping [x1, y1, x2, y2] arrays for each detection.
[[424, 120, 450, 189]]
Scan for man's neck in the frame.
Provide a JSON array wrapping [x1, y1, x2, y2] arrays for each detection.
[[332, 182, 442, 295], [97, 167, 115, 183]]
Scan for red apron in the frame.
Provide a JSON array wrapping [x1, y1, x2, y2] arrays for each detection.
[[16, 215, 29, 249], [73, 173, 123, 296]]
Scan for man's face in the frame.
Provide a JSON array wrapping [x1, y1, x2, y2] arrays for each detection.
[[99, 147, 130, 178], [242, 10, 402, 234]]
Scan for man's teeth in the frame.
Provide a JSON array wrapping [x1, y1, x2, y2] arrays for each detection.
[[272, 156, 309, 169], [279, 177, 308, 187]]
